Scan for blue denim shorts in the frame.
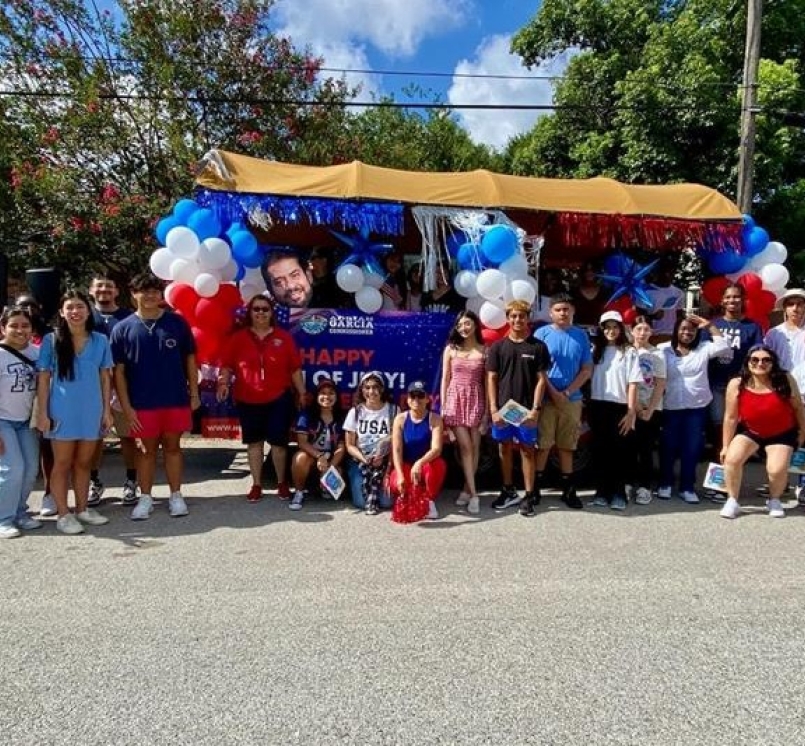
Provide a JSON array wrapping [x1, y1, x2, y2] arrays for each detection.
[[491, 422, 538, 446]]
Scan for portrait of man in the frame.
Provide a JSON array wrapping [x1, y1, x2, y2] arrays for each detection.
[[261, 249, 314, 308]]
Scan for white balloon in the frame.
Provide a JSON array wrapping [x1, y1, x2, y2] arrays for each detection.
[[764, 241, 788, 265], [220, 259, 239, 282], [759, 263, 790, 292], [197, 238, 232, 271], [194, 272, 220, 298], [454, 270, 479, 298], [499, 254, 529, 279], [240, 282, 263, 302], [169, 257, 200, 284], [363, 269, 385, 289], [479, 301, 507, 329], [149, 247, 175, 281], [336, 263, 364, 293], [355, 286, 383, 314], [476, 269, 507, 302], [510, 278, 537, 305], [165, 226, 200, 259]]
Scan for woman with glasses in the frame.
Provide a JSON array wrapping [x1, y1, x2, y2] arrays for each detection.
[[657, 315, 729, 503], [720, 346, 805, 519], [218, 295, 306, 502], [343, 371, 397, 515], [389, 381, 446, 522]]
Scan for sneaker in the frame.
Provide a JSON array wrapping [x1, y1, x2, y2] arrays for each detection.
[[277, 482, 291, 500], [561, 486, 583, 510], [680, 490, 700, 504], [704, 489, 727, 504], [365, 504, 379, 516], [624, 484, 634, 501], [656, 486, 672, 500], [519, 495, 535, 517], [168, 492, 189, 517], [491, 487, 520, 511], [76, 508, 109, 526], [122, 479, 138, 505], [634, 487, 652, 505], [455, 491, 470, 507], [40, 493, 57, 517], [767, 498, 785, 518], [720, 497, 741, 519], [16, 515, 42, 531], [0, 523, 21, 539], [796, 476, 805, 505], [247, 484, 262, 503], [427, 501, 439, 520], [56, 513, 85, 535], [590, 495, 609, 508], [131, 495, 154, 521], [467, 496, 480, 515], [289, 490, 305, 511], [610, 495, 627, 511], [87, 478, 104, 507]]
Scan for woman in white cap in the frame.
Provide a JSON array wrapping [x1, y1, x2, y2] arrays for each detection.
[[763, 288, 805, 372], [389, 381, 446, 522], [343, 371, 398, 514], [588, 310, 643, 510], [720, 345, 805, 518]]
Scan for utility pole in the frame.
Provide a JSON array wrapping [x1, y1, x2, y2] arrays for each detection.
[[736, 0, 763, 215]]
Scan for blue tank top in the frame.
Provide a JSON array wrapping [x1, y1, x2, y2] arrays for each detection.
[[402, 412, 431, 462]]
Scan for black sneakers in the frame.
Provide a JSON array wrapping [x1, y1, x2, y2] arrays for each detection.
[[561, 485, 583, 510], [492, 487, 521, 511], [519, 490, 540, 517]]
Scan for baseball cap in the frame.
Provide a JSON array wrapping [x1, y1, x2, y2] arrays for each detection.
[[599, 310, 624, 325], [407, 381, 428, 395], [316, 377, 337, 392]]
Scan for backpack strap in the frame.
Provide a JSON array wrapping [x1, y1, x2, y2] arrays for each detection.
[[0, 343, 35, 367]]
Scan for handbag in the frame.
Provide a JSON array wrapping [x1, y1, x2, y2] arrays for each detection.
[[0, 343, 39, 427]]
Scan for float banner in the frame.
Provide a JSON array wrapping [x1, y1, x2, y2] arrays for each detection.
[[292, 310, 453, 404]]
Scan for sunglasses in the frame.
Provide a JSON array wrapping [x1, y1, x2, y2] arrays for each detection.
[[748, 356, 773, 365], [408, 392, 427, 399], [251, 307, 272, 313]]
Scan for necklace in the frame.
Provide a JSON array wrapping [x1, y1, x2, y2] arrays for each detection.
[[138, 314, 160, 335]]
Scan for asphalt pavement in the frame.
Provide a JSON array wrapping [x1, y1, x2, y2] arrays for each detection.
[[2, 440, 804, 746]]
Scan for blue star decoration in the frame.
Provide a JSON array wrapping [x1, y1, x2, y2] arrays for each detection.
[[330, 227, 394, 276], [598, 253, 660, 310]]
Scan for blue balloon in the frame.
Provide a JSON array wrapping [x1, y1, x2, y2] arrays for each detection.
[[240, 247, 263, 269], [234, 263, 246, 282], [457, 243, 484, 272], [173, 198, 199, 224], [708, 249, 746, 275], [602, 254, 636, 281], [742, 213, 755, 229], [187, 208, 222, 242], [155, 215, 179, 245], [230, 230, 258, 261], [481, 225, 517, 265], [743, 226, 769, 257]]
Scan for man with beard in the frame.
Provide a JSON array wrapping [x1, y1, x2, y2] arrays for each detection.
[[261, 250, 314, 309]]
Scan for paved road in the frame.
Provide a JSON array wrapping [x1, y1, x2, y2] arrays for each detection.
[[2, 441, 804, 745]]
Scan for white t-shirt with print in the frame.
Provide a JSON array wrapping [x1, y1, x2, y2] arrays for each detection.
[[591, 346, 643, 404], [0, 343, 39, 421], [343, 403, 395, 456], [636, 346, 667, 411]]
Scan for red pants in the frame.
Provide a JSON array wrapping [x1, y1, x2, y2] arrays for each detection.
[[388, 458, 447, 501]]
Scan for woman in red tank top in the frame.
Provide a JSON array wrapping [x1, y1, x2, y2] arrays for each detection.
[[720, 345, 805, 519]]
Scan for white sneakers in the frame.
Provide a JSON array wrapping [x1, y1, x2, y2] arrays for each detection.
[[427, 501, 439, 520], [132, 493, 189, 520], [679, 491, 700, 504], [289, 490, 305, 511], [56, 514, 85, 535], [0, 524, 21, 539], [634, 487, 653, 505], [169, 493, 189, 517], [76, 508, 109, 526], [467, 496, 480, 515], [455, 492, 470, 507], [721, 497, 786, 519], [40, 493, 57, 517]]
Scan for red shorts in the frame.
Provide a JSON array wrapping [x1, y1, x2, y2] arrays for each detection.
[[135, 407, 192, 439]]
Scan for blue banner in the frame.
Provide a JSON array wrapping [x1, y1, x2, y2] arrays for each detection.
[[290, 310, 454, 405]]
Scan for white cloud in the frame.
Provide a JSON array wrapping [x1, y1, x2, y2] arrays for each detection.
[[448, 35, 574, 150], [273, 0, 471, 97]]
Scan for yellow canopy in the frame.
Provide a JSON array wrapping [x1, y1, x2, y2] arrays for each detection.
[[196, 149, 741, 221]]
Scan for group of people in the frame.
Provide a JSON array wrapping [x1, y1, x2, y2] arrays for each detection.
[[2, 267, 805, 539]]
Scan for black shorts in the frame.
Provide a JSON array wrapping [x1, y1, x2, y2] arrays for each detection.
[[737, 425, 798, 450], [236, 392, 294, 446]]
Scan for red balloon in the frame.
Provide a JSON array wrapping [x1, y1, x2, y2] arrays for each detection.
[[480, 324, 509, 345], [605, 296, 632, 314], [192, 326, 221, 365], [216, 283, 242, 310], [167, 283, 199, 315], [737, 272, 763, 297], [755, 289, 776, 315], [701, 276, 730, 307], [195, 297, 233, 334], [622, 307, 638, 326]]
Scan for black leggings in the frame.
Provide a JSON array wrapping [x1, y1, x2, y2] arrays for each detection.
[[589, 400, 636, 498], [634, 411, 660, 489]]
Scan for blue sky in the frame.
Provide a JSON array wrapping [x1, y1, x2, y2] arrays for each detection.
[[273, 0, 569, 149]]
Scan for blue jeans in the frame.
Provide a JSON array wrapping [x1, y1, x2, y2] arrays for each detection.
[[346, 459, 392, 510], [659, 407, 708, 493], [0, 419, 41, 527]]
